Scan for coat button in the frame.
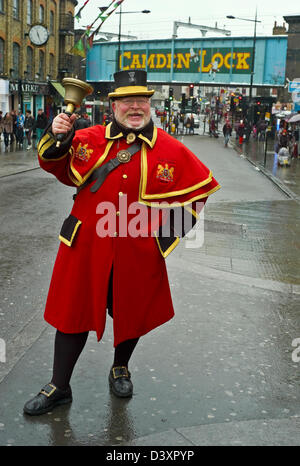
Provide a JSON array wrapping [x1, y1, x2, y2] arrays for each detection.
[[122, 174, 128, 179], [116, 211, 120, 216], [119, 191, 123, 196], [114, 232, 118, 237]]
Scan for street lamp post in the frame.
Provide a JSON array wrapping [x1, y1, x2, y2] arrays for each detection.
[[226, 11, 261, 101], [116, 8, 151, 71]]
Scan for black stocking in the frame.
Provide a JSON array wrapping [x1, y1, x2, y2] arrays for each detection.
[[113, 338, 139, 368], [51, 330, 89, 390]]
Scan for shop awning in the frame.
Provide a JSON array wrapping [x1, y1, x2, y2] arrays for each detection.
[[50, 81, 65, 98], [289, 113, 300, 123]]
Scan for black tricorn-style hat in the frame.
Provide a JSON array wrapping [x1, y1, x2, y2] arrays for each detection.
[[108, 69, 154, 99]]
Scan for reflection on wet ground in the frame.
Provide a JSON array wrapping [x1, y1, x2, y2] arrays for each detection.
[[237, 138, 300, 198], [178, 200, 300, 285], [0, 144, 38, 177]]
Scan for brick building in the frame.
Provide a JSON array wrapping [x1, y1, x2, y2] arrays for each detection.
[[0, 0, 77, 118], [283, 15, 300, 88]]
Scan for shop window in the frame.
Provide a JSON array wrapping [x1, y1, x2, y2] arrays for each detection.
[[13, 0, 19, 20]]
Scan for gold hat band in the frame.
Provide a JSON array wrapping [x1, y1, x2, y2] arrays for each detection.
[[108, 85, 154, 99]]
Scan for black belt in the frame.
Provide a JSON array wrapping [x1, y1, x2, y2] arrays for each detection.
[[75, 142, 141, 197]]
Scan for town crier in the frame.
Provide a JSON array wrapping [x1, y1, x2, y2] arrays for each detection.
[[24, 70, 220, 416]]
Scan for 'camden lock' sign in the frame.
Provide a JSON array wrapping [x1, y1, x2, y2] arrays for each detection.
[[118, 47, 253, 74]]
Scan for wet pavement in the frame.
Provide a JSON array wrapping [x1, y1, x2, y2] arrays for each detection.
[[232, 136, 300, 200], [0, 140, 38, 177], [0, 127, 299, 447]]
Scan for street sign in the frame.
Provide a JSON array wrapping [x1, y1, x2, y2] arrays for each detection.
[[288, 80, 300, 93], [294, 102, 300, 112]]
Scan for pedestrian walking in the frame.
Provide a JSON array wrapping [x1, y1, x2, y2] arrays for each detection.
[[209, 117, 216, 137], [2, 112, 14, 149], [23, 70, 220, 416], [237, 120, 245, 145], [34, 109, 48, 146], [173, 114, 179, 135], [0, 111, 3, 142], [222, 120, 232, 147], [11, 110, 17, 143], [185, 115, 191, 134], [0, 111, 3, 141], [24, 110, 35, 150], [189, 115, 195, 135], [279, 129, 288, 149], [83, 112, 92, 127], [74, 113, 90, 130], [16, 111, 25, 146]]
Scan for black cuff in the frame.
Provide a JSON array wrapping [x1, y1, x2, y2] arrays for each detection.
[[38, 122, 75, 160]]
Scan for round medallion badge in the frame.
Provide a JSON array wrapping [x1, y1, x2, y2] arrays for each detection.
[[117, 150, 132, 163], [126, 133, 136, 144]]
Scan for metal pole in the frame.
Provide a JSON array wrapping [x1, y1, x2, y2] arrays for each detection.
[[264, 130, 268, 167], [117, 5, 122, 71], [249, 8, 257, 101]]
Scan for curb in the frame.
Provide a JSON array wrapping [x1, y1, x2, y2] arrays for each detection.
[[231, 141, 300, 203]]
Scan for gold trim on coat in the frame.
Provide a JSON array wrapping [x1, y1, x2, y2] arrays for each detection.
[[69, 140, 114, 186], [38, 134, 69, 162], [59, 219, 82, 247], [105, 122, 158, 149], [154, 232, 180, 258], [138, 143, 221, 205]]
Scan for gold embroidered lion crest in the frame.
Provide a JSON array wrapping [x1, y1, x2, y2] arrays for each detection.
[[156, 163, 174, 182], [75, 143, 93, 162]]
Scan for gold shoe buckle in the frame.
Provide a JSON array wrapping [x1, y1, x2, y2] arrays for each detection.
[[112, 366, 129, 379], [40, 383, 57, 397]]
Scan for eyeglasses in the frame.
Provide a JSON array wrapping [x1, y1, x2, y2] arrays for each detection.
[[118, 97, 150, 106]]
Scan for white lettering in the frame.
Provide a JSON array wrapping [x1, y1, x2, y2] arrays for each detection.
[[0, 338, 6, 363], [106, 451, 140, 463], [150, 450, 195, 461], [96, 201, 116, 237], [292, 338, 300, 363]]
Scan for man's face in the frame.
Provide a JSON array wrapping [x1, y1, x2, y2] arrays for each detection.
[[112, 96, 151, 129]]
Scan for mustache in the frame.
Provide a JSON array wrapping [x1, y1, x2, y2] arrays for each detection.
[[127, 111, 144, 115]]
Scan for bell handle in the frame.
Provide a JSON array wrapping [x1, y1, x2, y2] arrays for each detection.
[[56, 103, 76, 148]]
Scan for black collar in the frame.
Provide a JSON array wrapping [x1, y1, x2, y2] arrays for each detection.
[[105, 118, 157, 148]]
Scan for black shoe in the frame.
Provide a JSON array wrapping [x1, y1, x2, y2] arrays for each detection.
[[109, 366, 133, 398], [23, 383, 72, 416]]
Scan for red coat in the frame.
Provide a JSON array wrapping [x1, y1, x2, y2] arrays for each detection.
[[38, 122, 220, 346]]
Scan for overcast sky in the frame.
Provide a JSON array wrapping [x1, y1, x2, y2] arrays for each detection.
[[76, 0, 299, 40]]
